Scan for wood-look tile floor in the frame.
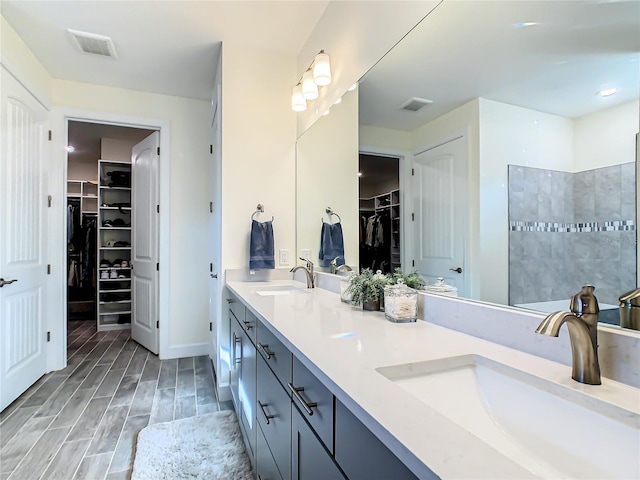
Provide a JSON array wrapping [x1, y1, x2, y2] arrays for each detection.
[[0, 320, 230, 480]]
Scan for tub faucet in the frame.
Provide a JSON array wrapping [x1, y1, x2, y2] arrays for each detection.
[[291, 258, 315, 288], [330, 257, 352, 275], [535, 285, 601, 385]]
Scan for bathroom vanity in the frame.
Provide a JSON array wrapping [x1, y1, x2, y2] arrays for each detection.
[[225, 278, 640, 480]]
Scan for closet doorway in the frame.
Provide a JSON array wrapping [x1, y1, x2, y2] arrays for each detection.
[[359, 154, 401, 274], [66, 121, 156, 358]]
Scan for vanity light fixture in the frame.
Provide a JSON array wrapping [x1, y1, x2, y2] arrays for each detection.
[[334, 97, 342, 105], [291, 50, 333, 112], [597, 87, 618, 97], [347, 83, 358, 92]]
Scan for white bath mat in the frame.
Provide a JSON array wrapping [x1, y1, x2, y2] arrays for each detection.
[[131, 410, 252, 480]]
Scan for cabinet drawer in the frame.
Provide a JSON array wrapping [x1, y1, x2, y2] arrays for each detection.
[[227, 293, 245, 324], [239, 327, 257, 461], [256, 320, 292, 388], [242, 309, 257, 345], [334, 400, 424, 480], [292, 404, 345, 480], [256, 423, 283, 480], [291, 357, 334, 454], [257, 354, 292, 480]]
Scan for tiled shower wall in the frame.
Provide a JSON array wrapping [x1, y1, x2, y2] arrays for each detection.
[[508, 163, 636, 305]]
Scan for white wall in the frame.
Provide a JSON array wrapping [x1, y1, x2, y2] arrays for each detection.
[[574, 100, 639, 172], [360, 125, 411, 152], [101, 138, 137, 163], [0, 15, 51, 103], [51, 80, 212, 353], [296, 88, 359, 269], [296, 1, 440, 135], [220, 42, 297, 271], [478, 98, 574, 304]]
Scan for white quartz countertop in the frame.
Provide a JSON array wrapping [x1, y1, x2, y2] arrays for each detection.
[[226, 279, 640, 480]]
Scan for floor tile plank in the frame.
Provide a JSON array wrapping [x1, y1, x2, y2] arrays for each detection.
[[19, 374, 68, 408], [195, 372, 216, 406], [8, 427, 71, 480], [50, 388, 95, 428], [86, 406, 129, 456], [139, 355, 161, 383], [175, 395, 197, 420], [176, 368, 196, 397], [0, 416, 54, 474], [129, 381, 156, 417], [108, 415, 149, 474], [34, 382, 79, 418], [0, 406, 39, 449], [111, 375, 140, 407], [157, 359, 178, 389], [149, 388, 175, 425], [73, 453, 112, 480], [94, 369, 126, 398], [40, 438, 90, 480], [67, 397, 111, 441], [178, 357, 194, 371]]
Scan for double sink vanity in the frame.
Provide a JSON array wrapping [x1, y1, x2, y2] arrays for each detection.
[[225, 275, 640, 480]]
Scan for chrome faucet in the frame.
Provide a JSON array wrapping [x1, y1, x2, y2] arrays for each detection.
[[330, 256, 352, 275], [535, 285, 601, 385], [290, 258, 315, 288]]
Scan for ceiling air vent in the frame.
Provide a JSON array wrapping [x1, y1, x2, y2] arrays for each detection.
[[398, 97, 434, 112], [68, 29, 118, 59]]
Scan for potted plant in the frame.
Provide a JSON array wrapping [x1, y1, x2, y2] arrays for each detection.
[[346, 269, 391, 311]]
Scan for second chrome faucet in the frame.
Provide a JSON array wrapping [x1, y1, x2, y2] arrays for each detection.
[[291, 257, 315, 288], [535, 285, 601, 385]]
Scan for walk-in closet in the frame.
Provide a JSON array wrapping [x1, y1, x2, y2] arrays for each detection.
[[359, 154, 401, 274], [66, 121, 154, 334]]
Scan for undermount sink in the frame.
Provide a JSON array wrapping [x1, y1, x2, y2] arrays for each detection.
[[254, 285, 309, 296], [376, 355, 639, 479]]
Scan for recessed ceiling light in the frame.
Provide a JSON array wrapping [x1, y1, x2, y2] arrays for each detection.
[[357, 172, 363, 177], [65, 146, 75, 153], [513, 22, 538, 28], [597, 87, 618, 97]]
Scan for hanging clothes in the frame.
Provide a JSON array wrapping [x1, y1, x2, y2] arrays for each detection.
[[81, 215, 97, 286]]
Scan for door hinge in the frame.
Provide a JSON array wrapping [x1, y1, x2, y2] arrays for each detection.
[[209, 322, 213, 332], [48, 130, 52, 141], [156, 321, 159, 329], [412, 260, 415, 267], [47, 195, 52, 207], [157, 147, 160, 155], [47, 331, 51, 342], [156, 204, 160, 213], [47, 264, 51, 275], [209, 263, 213, 272], [210, 144, 213, 154], [156, 263, 159, 271], [411, 168, 414, 176], [209, 201, 213, 213], [411, 213, 415, 221]]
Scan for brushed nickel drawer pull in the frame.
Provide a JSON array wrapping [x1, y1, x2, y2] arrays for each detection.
[[288, 383, 317, 416], [232, 332, 241, 365], [258, 401, 275, 424], [226, 298, 236, 303], [242, 320, 253, 331], [257, 342, 275, 359]]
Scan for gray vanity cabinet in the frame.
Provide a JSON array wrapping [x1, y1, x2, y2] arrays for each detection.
[[256, 319, 292, 388], [291, 357, 334, 454], [257, 354, 292, 480], [239, 324, 257, 460], [229, 307, 243, 409], [292, 404, 345, 480]]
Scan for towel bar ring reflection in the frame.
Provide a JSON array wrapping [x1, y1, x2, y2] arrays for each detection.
[[252, 204, 274, 222], [325, 207, 342, 224]]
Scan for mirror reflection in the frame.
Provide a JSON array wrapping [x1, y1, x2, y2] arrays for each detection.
[[297, 0, 640, 331]]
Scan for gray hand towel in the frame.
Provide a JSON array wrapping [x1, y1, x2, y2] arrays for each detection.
[[250, 220, 275, 270], [319, 222, 345, 268]]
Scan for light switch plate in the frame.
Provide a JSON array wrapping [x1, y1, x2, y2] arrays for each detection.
[[279, 249, 290, 266]]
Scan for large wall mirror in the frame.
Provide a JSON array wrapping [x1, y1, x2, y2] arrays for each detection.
[[296, 0, 640, 332]]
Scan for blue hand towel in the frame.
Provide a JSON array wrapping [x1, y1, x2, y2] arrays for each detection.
[[250, 220, 275, 270], [319, 222, 345, 268]]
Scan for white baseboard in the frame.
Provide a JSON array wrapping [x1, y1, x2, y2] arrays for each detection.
[[162, 342, 210, 360], [217, 385, 232, 403]]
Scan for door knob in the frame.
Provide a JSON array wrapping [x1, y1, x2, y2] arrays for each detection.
[[0, 278, 18, 288], [449, 267, 462, 274]]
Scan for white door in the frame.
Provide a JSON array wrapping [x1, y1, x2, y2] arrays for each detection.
[[0, 67, 49, 410], [412, 136, 468, 295], [209, 103, 221, 361], [131, 132, 160, 354]]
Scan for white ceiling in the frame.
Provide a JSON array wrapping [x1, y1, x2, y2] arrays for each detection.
[[1, 1, 330, 101], [359, 0, 640, 131]]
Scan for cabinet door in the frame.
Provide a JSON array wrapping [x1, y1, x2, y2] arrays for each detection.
[[257, 319, 292, 388], [229, 312, 243, 410], [291, 357, 334, 453], [240, 326, 257, 460], [257, 355, 292, 480], [257, 423, 283, 480], [334, 400, 425, 480], [292, 404, 345, 480]]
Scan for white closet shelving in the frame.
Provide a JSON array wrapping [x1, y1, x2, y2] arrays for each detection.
[[359, 189, 401, 272], [67, 180, 98, 214], [97, 160, 133, 331]]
